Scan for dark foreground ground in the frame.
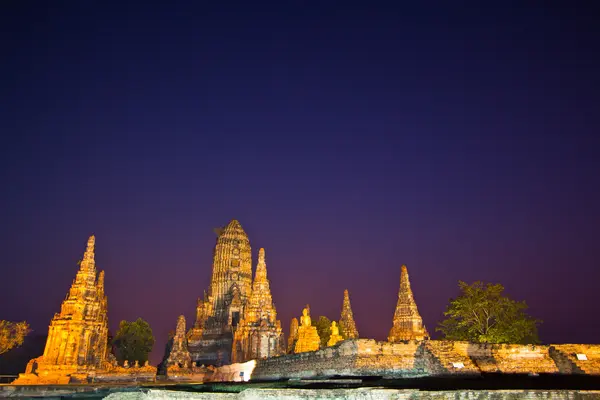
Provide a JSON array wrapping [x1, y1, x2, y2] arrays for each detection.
[[2, 374, 600, 399]]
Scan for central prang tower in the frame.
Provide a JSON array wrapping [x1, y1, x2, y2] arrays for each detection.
[[188, 219, 254, 365]]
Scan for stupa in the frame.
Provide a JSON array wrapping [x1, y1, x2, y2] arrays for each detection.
[[165, 315, 192, 368], [388, 265, 429, 342], [14, 236, 109, 384], [339, 289, 359, 339], [232, 248, 283, 362]]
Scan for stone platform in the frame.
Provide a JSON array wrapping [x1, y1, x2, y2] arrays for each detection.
[[4, 378, 600, 399]]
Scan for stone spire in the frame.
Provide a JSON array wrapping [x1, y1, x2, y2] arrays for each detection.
[[15, 235, 109, 384], [388, 265, 429, 342], [207, 219, 253, 314], [232, 248, 283, 362], [166, 316, 192, 368], [188, 219, 253, 366], [255, 248, 267, 281], [244, 248, 276, 322], [339, 289, 359, 339], [79, 235, 96, 273]]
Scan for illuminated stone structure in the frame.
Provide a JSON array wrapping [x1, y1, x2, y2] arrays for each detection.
[[188, 220, 254, 366], [165, 315, 192, 368], [293, 307, 320, 353], [388, 265, 429, 342], [14, 236, 109, 384], [287, 318, 299, 353], [339, 289, 359, 339], [232, 248, 284, 362], [327, 321, 344, 346]]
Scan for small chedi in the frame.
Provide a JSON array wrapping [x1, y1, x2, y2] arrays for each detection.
[[287, 318, 299, 353], [388, 264, 429, 342], [15, 236, 109, 384], [232, 248, 284, 362], [187, 220, 283, 366], [158, 315, 211, 381], [327, 321, 344, 346], [165, 315, 192, 368], [293, 307, 320, 353], [339, 289, 359, 339]]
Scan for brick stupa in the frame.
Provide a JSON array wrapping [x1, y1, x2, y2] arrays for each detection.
[[232, 248, 283, 362], [165, 315, 192, 368], [388, 265, 429, 342], [15, 236, 109, 384], [339, 289, 359, 339]]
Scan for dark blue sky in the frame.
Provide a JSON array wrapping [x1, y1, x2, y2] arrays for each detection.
[[1, 2, 599, 363]]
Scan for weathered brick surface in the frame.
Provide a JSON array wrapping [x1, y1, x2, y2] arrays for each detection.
[[422, 341, 480, 375], [251, 342, 357, 380], [550, 344, 600, 375], [452, 342, 558, 374], [252, 340, 433, 380], [354, 340, 426, 378], [245, 340, 600, 382]]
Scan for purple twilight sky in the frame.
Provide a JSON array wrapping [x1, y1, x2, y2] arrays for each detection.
[[1, 2, 599, 363]]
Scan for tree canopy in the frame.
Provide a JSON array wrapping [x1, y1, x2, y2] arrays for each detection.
[[312, 316, 332, 348], [113, 318, 155, 365], [437, 281, 541, 344], [0, 320, 30, 355]]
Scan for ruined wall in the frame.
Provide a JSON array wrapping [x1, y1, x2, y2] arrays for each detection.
[[422, 341, 480, 375], [451, 342, 559, 374], [251, 341, 358, 380], [244, 340, 600, 382], [251, 339, 467, 381], [550, 344, 600, 375], [93, 366, 158, 383], [353, 339, 428, 378]]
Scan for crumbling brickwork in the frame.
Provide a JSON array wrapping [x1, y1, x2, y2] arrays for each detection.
[[550, 344, 600, 375]]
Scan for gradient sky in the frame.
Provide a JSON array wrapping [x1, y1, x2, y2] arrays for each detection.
[[1, 2, 599, 364]]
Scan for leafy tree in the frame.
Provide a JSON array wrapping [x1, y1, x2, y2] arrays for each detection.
[[312, 316, 332, 348], [0, 320, 30, 355], [113, 318, 155, 365], [437, 281, 541, 344]]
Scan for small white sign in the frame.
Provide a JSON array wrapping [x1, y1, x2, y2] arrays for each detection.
[[452, 362, 465, 369], [576, 353, 588, 361]]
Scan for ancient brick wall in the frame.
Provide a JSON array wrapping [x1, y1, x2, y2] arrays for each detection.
[[550, 344, 600, 375], [93, 366, 158, 383], [250, 341, 357, 380], [353, 339, 426, 378], [422, 341, 480, 375], [451, 342, 558, 374], [252, 339, 430, 380], [210, 340, 600, 382]]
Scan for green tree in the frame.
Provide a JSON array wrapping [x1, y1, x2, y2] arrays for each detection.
[[113, 318, 155, 365], [312, 316, 332, 348], [0, 320, 30, 355], [437, 281, 541, 344]]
